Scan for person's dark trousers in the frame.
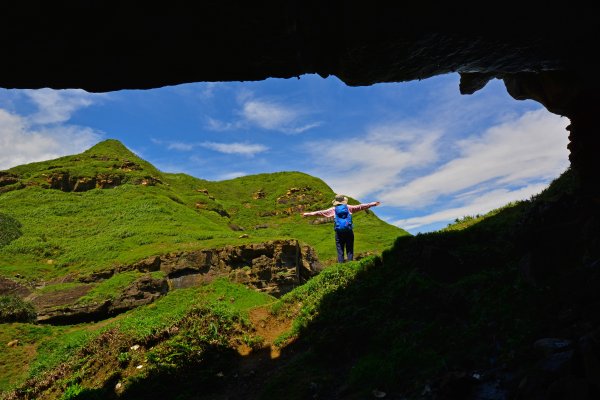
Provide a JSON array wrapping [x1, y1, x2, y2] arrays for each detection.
[[335, 230, 354, 263]]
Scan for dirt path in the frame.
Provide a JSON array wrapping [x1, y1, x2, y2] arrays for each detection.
[[242, 305, 292, 358], [202, 305, 298, 400]]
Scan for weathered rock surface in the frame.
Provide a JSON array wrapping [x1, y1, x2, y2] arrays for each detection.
[[0, 276, 32, 297], [34, 276, 168, 324], [0, 172, 19, 187], [29, 240, 320, 324], [155, 240, 321, 296], [41, 171, 162, 192]]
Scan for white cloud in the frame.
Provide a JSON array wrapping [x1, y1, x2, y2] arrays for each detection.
[[203, 90, 321, 134], [284, 122, 322, 134], [241, 99, 320, 134], [0, 88, 105, 169], [154, 138, 268, 156], [24, 88, 99, 125], [167, 142, 195, 151], [0, 108, 102, 170], [200, 141, 268, 156], [242, 99, 292, 129], [394, 183, 549, 230], [197, 82, 219, 99], [380, 109, 569, 207], [206, 117, 245, 132], [305, 123, 442, 199], [303, 103, 569, 233]]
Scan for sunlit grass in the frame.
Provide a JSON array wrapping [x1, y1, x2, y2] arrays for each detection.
[[0, 140, 407, 281], [0, 139, 408, 396]]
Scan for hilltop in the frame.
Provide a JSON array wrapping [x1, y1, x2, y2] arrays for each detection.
[[0, 138, 404, 277]]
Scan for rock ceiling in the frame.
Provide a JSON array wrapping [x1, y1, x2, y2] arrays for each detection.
[[1, 3, 598, 190]]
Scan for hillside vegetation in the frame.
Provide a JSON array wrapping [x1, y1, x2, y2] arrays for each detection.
[[0, 139, 407, 396], [255, 167, 600, 400], [0, 139, 404, 282], [3, 140, 597, 400]]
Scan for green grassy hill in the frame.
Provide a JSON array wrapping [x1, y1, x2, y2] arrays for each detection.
[[5, 141, 593, 400], [0, 139, 407, 396], [4, 167, 593, 400], [0, 139, 406, 283]]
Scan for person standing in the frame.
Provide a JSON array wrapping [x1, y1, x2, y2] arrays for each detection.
[[302, 194, 381, 263]]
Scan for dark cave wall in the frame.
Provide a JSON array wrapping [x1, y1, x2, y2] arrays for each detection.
[[1, 3, 597, 91], [0, 2, 598, 191]]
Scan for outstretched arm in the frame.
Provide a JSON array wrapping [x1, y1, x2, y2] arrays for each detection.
[[302, 207, 335, 218], [348, 201, 381, 213]]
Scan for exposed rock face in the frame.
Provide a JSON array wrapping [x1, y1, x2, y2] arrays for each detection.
[[31, 240, 321, 324], [253, 189, 266, 200], [0, 172, 19, 187], [45, 172, 122, 191], [34, 276, 168, 324], [41, 171, 162, 192], [158, 240, 321, 297], [111, 240, 321, 295], [514, 331, 600, 399], [107, 276, 169, 315], [0, 276, 31, 297], [276, 187, 313, 204]]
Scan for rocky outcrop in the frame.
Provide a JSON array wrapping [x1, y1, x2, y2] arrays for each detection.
[[0, 172, 19, 187], [109, 275, 169, 314], [77, 239, 323, 295], [32, 240, 321, 324], [276, 187, 316, 205], [41, 171, 162, 192], [512, 332, 600, 399], [153, 240, 321, 297], [35, 276, 168, 324], [0, 173, 24, 194], [0, 276, 31, 297], [89, 240, 321, 296], [44, 172, 122, 191], [256, 187, 324, 217], [253, 189, 266, 200]]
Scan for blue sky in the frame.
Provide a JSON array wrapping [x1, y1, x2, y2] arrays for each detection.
[[0, 73, 570, 233]]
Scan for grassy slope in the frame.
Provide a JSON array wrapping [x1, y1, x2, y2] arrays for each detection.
[[5, 188, 538, 399], [255, 168, 592, 399], [0, 139, 406, 394], [0, 139, 406, 282], [1, 279, 275, 398], [2, 166, 587, 399]]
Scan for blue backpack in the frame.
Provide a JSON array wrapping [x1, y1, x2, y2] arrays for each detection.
[[334, 204, 353, 232]]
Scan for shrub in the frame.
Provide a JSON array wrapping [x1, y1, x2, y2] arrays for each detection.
[[0, 295, 36, 322], [0, 212, 22, 246]]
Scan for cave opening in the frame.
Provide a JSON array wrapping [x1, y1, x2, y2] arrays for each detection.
[[0, 73, 571, 233]]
